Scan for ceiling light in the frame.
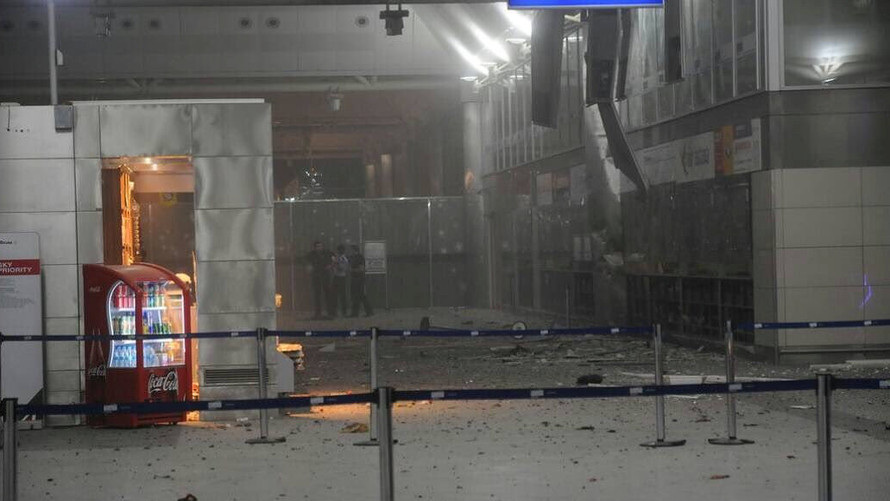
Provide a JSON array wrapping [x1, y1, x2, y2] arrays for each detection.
[[451, 40, 488, 75], [505, 37, 527, 45], [460, 76, 478, 82], [499, 4, 532, 37], [468, 24, 510, 62], [143, 157, 153, 164]]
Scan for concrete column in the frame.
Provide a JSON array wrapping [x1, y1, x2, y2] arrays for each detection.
[[379, 154, 393, 198], [365, 163, 377, 198]]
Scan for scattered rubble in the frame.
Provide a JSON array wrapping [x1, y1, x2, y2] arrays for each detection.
[[576, 374, 604, 385]]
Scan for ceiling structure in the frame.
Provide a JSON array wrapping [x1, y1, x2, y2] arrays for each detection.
[[0, 2, 534, 197]]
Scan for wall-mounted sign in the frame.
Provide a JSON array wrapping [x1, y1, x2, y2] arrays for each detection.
[[510, 0, 663, 9], [364, 241, 387, 275], [0, 232, 44, 407], [636, 118, 762, 186]]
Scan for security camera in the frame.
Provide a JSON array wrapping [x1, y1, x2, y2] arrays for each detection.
[[380, 4, 409, 36]]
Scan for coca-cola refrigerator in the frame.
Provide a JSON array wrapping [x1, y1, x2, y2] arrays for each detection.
[[83, 263, 192, 427]]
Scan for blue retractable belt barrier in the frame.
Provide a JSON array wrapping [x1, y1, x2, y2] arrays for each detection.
[[737, 319, 890, 330], [18, 393, 374, 417], [375, 326, 652, 338], [273, 329, 371, 338], [395, 379, 820, 403], [1, 326, 651, 342], [833, 378, 890, 390], [15, 378, 889, 417], [0, 331, 257, 342]]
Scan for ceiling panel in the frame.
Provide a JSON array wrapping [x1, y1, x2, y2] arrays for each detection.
[[0, 5, 463, 81]]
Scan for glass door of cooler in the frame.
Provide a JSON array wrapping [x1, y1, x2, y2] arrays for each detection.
[[107, 281, 137, 368], [138, 280, 186, 368]]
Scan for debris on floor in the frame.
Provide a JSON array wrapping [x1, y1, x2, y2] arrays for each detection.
[[340, 422, 369, 433], [576, 374, 604, 385]]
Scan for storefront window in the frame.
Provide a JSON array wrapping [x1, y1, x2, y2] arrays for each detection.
[[736, 0, 759, 93], [713, 0, 735, 102], [784, 0, 890, 87], [622, 0, 763, 128]]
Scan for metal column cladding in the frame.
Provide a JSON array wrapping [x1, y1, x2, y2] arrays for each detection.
[[190, 101, 276, 417], [98, 104, 193, 157]]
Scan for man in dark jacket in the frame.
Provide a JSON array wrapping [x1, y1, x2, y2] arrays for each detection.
[[349, 245, 373, 317], [307, 241, 334, 319]]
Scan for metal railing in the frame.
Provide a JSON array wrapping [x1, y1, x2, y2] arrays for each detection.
[[3, 318, 890, 501]]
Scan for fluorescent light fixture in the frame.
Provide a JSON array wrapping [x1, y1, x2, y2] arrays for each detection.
[[451, 40, 489, 75], [499, 4, 532, 36], [505, 37, 528, 44], [460, 76, 478, 82], [468, 24, 510, 62]]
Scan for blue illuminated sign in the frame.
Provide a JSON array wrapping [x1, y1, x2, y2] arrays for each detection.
[[509, 0, 663, 9]]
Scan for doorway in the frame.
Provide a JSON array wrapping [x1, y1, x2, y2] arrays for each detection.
[[101, 156, 195, 278]]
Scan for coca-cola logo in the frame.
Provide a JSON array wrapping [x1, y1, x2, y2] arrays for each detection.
[[88, 364, 107, 378], [148, 370, 179, 395]]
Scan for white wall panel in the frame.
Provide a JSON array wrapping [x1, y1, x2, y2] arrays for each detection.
[[194, 156, 272, 209], [76, 211, 104, 264], [0, 106, 73, 159], [196, 260, 276, 314], [99, 104, 192, 157], [75, 158, 102, 211], [0, 159, 75, 213], [862, 206, 890, 246], [782, 247, 863, 288], [73, 105, 100, 158], [43, 264, 79, 318], [0, 212, 77, 265], [45, 342, 81, 373], [782, 207, 862, 248], [780, 167, 861, 208], [861, 166, 890, 207], [191, 103, 272, 157], [784, 286, 865, 324], [195, 208, 274, 262], [864, 246, 890, 286], [46, 370, 82, 392]]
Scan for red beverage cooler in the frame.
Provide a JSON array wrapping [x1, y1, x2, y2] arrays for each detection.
[[83, 263, 192, 427]]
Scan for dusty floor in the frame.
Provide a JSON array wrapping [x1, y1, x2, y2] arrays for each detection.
[[8, 308, 890, 500]]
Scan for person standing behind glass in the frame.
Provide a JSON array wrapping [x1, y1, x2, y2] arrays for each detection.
[[307, 240, 333, 320], [349, 244, 373, 317], [332, 244, 350, 317]]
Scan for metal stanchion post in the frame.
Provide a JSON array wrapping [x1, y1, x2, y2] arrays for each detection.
[[2, 398, 17, 501], [816, 372, 833, 501], [377, 387, 395, 501], [356, 327, 380, 447], [641, 324, 685, 448], [246, 328, 285, 445], [710, 321, 754, 445]]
